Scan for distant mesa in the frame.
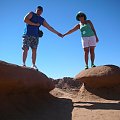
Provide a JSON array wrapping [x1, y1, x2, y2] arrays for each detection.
[[75, 65, 120, 88], [0, 60, 55, 94], [54, 77, 81, 91]]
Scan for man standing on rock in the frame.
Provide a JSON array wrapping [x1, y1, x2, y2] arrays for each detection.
[[22, 6, 62, 70]]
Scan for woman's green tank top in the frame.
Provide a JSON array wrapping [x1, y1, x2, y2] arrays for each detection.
[[80, 23, 95, 37]]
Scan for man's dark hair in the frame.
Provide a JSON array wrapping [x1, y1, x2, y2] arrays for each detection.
[[37, 6, 43, 11]]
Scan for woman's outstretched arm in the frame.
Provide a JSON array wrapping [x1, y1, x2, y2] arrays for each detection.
[[63, 24, 80, 37]]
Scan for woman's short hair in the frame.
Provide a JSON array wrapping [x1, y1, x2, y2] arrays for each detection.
[[76, 11, 87, 21]]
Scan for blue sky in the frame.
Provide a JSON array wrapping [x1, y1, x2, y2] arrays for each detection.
[[0, 0, 120, 78]]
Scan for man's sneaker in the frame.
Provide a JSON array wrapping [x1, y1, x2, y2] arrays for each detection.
[[85, 65, 89, 70], [31, 65, 38, 71], [91, 64, 96, 68], [22, 64, 26, 67]]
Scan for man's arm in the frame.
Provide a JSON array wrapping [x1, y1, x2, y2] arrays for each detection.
[[42, 20, 62, 37], [63, 24, 80, 36], [24, 12, 40, 26]]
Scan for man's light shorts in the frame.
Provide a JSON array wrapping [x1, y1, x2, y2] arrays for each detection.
[[81, 36, 96, 48]]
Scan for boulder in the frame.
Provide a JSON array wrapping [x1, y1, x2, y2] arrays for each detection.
[[75, 65, 120, 88], [0, 60, 55, 94]]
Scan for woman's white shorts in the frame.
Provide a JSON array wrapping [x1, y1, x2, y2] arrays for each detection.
[[81, 36, 96, 48]]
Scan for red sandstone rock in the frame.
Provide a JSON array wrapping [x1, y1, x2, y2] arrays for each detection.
[[75, 65, 120, 88], [0, 60, 55, 94]]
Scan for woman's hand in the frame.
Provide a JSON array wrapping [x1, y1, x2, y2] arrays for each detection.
[[96, 36, 99, 43]]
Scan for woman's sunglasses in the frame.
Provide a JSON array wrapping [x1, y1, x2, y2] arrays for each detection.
[[79, 15, 84, 18]]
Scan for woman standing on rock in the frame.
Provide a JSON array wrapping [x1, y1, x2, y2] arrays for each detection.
[[63, 11, 99, 69]]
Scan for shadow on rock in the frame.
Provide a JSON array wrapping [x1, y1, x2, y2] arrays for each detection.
[[85, 85, 120, 100], [74, 101, 120, 110], [0, 92, 73, 120]]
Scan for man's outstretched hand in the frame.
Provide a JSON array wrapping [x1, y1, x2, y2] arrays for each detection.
[[57, 33, 63, 38]]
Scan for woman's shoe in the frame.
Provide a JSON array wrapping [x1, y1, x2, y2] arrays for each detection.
[[85, 65, 89, 70], [91, 64, 96, 68]]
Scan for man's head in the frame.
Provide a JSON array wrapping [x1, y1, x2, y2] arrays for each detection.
[[36, 6, 43, 16]]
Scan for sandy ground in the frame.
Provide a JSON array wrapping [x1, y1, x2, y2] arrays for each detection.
[[51, 87, 120, 120]]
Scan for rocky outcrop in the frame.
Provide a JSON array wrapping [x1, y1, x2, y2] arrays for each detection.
[[54, 77, 81, 90], [0, 60, 55, 94], [75, 65, 120, 88]]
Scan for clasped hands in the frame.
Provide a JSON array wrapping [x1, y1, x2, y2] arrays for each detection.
[[57, 32, 66, 38]]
